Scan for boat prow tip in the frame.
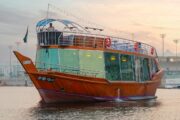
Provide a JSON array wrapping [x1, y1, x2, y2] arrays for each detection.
[[13, 50, 38, 73], [13, 50, 18, 55], [13, 51, 22, 57]]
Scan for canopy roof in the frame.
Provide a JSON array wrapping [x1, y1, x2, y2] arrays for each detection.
[[36, 19, 54, 27], [36, 18, 81, 27], [36, 18, 88, 32]]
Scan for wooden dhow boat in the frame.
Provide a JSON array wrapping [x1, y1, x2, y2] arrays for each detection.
[[14, 18, 164, 103]]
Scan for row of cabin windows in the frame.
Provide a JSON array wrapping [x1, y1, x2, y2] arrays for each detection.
[[104, 53, 158, 81], [36, 49, 105, 78], [36, 48, 158, 82]]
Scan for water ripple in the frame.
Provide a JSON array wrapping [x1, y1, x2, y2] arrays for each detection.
[[0, 87, 180, 120]]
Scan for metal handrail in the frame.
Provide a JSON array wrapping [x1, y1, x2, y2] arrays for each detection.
[[37, 30, 158, 57]]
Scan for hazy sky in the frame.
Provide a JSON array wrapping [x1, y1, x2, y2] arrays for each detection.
[[1, 0, 180, 65]]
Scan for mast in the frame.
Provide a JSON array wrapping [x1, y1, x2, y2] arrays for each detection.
[[46, 3, 50, 20], [45, 4, 50, 45]]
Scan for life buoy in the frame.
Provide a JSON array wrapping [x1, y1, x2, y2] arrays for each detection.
[[105, 38, 111, 47], [151, 47, 154, 55], [134, 42, 139, 51]]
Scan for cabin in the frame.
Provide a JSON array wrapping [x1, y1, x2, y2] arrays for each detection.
[[35, 19, 159, 82]]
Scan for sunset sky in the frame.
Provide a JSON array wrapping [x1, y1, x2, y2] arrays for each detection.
[[1, 0, 180, 64]]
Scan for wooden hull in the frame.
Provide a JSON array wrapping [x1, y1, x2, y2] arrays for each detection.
[[14, 51, 163, 103]]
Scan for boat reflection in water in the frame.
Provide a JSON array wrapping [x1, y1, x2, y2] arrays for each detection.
[[32, 97, 159, 120], [1, 87, 180, 120]]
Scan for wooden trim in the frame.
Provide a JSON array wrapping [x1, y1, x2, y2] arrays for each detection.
[[30, 72, 109, 85]]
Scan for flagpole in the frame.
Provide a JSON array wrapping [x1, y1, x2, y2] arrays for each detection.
[[8, 45, 12, 77], [23, 26, 28, 86], [15, 41, 21, 77], [47, 3, 50, 19], [45, 4, 50, 45]]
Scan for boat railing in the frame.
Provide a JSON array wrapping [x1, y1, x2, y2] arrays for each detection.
[[35, 61, 106, 78], [37, 30, 157, 57]]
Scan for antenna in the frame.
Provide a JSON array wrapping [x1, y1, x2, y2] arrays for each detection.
[[45, 4, 50, 43], [160, 33, 166, 56], [46, 3, 50, 20]]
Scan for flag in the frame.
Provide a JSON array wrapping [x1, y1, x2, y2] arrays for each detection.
[[23, 27, 28, 43]]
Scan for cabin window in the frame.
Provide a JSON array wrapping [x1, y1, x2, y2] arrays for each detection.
[[142, 58, 150, 81], [79, 50, 105, 78], [36, 48, 59, 71], [134, 57, 151, 82], [60, 35, 74, 46], [59, 49, 79, 73], [149, 59, 159, 78], [134, 57, 141, 82], [153, 59, 159, 72], [37, 32, 62, 46], [104, 52, 120, 81], [120, 54, 135, 81]]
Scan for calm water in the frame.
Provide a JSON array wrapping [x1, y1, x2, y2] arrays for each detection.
[[0, 87, 180, 120]]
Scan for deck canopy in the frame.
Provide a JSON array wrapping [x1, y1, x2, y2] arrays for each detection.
[[36, 19, 54, 27], [36, 18, 88, 32]]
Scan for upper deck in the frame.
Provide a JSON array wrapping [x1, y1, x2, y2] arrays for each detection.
[[36, 19, 157, 58]]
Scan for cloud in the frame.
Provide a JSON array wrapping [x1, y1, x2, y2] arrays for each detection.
[[0, 5, 35, 26], [0, 43, 36, 64], [132, 22, 180, 31], [0, 5, 49, 45], [0, 5, 38, 40], [38, 9, 59, 19], [0, 5, 40, 64]]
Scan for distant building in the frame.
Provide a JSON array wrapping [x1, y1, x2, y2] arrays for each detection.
[[159, 56, 180, 71], [159, 56, 180, 88], [0, 64, 32, 86]]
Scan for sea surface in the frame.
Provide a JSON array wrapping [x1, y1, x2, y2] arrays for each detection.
[[0, 87, 180, 120]]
